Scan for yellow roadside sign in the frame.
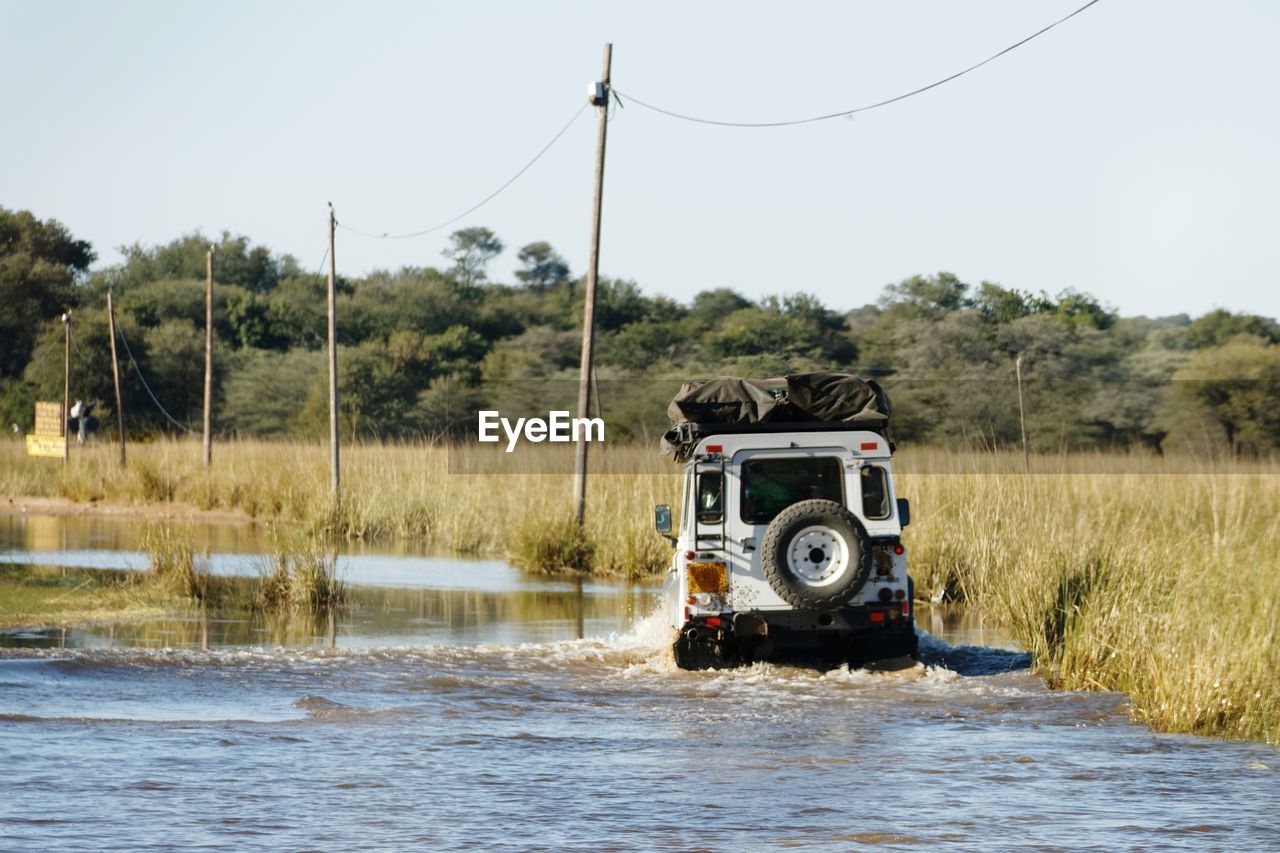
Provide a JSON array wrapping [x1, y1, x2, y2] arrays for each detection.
[[27, 401, 66, 458], [34, 401, 63, 436], [25, 434, 67, 458]]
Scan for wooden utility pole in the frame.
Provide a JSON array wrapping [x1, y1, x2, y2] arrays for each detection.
[[62, 312, 71, 465], [1016, 351, 1029, 473], [203, 246, 215, 468], [573, 42, 612, 528], [327, 205, 340, 495], [106, 291, 126, 466]]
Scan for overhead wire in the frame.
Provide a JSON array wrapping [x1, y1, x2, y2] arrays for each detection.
[[337, 101, 591, 240], [612, 0, 1102, 128], [114, 323, 196, 434], [110, 241, 330, 436], [69, 326, 91, 365]]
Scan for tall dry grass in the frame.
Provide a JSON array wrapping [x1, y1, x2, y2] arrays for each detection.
[[897, 448, 1279, 743], [2, 438, 1276, 740]]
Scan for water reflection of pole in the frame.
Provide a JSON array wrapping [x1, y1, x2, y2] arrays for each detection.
[[574, 575, 585, 640], [201, 617, 209, 651], [327, 608, 336, 649]]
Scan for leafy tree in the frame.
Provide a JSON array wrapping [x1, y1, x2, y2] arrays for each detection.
[[709, 293, 855, 366], [688, 288, 752, 327], [347, 268, 482, 340], [596, 278, 662, 332], [1183, 309, 1280, 349], [879, 272, 969, 320], [443, 227, 503, 286], [0, 207, 94, 379], [971, 282, 1053, 325], [1086, 347, 1187, 452], [222, 349, 325, 437], [514, 241, 570, 290], [106, 232, 297, 294], [1171, 336, 1280, 453], [1049, 289, 1117, 330]]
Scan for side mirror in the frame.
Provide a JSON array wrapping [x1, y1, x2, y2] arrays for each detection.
[[654, 504, 672, 534], [896, 498, 910, 528]]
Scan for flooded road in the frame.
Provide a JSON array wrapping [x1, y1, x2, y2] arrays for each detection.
[[2, 517, 1278, 850]]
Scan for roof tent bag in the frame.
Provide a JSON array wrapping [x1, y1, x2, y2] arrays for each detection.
[[662, 371, 892, 461], [784, 371, 890, 425], [667, 372, 889, 426], [665, 376, 786, 424]]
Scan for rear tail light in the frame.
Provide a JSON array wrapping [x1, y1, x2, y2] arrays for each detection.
[[705, 617, 722, 628], [869, 611, 886, 623], [878, 587, 893, 602], [893, 544, 905, 555], [895, 588, 905, 600]]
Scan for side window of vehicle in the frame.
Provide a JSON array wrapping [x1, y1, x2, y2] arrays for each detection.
[[696, 472, 723, 525], [860, 466, 890, 520]]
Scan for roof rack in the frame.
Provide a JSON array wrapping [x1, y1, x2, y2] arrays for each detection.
[[662, 420, 892, 462]]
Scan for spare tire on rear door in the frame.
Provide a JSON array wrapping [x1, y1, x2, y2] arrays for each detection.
[[760, 499, 871, 609]]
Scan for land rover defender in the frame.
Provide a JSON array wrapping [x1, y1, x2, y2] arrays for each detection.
[[654, 373, 916, 670]]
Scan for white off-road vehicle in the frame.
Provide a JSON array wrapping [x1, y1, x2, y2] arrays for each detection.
[[654, 373, 916, 670]]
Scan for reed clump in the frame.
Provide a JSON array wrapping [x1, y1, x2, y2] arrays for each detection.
[[510, 513, 595, 573], [257, 530, 346, 613], [139, 521, 215, 602]]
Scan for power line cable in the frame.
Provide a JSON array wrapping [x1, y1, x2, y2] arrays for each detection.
[[70, 327, 91, 365], [114, 323, 195, 434], [338, 102, 590, 240], [613, 0, 1102, 128]]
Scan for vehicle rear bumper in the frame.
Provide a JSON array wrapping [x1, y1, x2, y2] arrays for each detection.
[[673, 606, 918, 670]]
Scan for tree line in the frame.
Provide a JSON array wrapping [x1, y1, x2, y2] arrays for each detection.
[[2, 206, 1278, 453]]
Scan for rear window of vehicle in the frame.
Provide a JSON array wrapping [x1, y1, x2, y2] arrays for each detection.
[[696, 472, 723, 525], [860, 465, 891, 520], [740, 457, 843, 525]]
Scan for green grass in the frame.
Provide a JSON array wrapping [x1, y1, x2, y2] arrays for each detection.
[[0, 563, 192, 629]]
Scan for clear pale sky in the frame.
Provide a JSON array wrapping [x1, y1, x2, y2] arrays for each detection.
[[4, 0, 1278, 318]]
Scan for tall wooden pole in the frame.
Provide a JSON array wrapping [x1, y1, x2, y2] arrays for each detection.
[[106, 291, 126, 466], [1016, 351, 1029, 473], [573, 42, 612, 528], [327, 205, 340, 495], [203, 246, 215, 468], [62, 312, 71, 465]]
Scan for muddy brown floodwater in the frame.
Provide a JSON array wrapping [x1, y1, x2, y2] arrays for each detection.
[[1, 515, 1277, 850]]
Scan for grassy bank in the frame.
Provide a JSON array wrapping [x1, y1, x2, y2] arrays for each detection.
[[0, 563, 194, 630], [0, 522, 346, 630], [2, 438, 1276, 741], [900, 449, 1279, 743]]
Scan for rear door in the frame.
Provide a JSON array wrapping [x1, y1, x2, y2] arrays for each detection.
[[724, 447, 852, 611]]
